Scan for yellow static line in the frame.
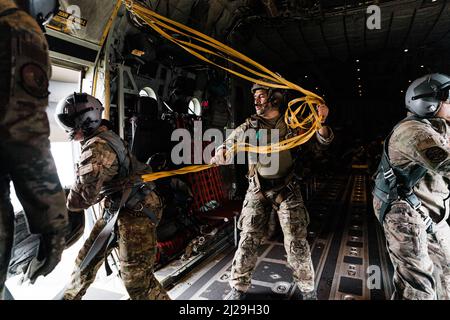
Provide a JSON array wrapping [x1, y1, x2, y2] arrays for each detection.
[[122, 1, 327, 182]]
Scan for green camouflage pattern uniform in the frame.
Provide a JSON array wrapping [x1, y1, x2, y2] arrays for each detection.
[[221, 114, 333, 293], [0, 0, 68, 298], [373, 116, 450, 300], [63, 126, 169, 300]]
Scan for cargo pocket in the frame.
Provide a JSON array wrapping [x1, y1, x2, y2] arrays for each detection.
[[384, 204, 425, 258], [238, 199, 268, 233]]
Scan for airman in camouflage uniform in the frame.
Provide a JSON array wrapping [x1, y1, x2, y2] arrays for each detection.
[[211, 81, 333, 299], [373, 117, 450, 300], [55, 93, 169, 300], [0, 0, 68, 299], [373, 73, 450, 300]]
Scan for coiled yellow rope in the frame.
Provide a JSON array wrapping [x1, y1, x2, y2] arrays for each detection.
[[122, 1, 326, 182]]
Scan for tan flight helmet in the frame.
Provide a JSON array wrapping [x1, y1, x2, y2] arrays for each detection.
[[251, 77, 285, 109]]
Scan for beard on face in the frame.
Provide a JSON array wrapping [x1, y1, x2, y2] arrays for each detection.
[[255, 102, 269, 115]]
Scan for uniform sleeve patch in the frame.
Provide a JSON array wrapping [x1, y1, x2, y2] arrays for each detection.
[[20, 63, 49, 98], [424, 146, 448, 164], [78, 163, 93, 176]]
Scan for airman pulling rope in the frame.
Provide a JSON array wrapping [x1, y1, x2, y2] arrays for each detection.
[[74, 2, 329, 279], [122, 0, 327, 182]]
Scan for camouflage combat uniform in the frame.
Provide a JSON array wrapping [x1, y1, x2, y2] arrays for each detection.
[[373, 116, 450, 300], [63, 126, 170, 300], [0, 0, 67, 298], [222, 114, 333, 294]]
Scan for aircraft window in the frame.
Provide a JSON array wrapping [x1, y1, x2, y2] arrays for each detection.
[[188, 97, 202, 116], [139, 87, 158, 100]]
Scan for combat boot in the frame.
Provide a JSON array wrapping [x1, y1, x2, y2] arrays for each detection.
[[300, 290, 317, 300], [228, 288, 247, 300]]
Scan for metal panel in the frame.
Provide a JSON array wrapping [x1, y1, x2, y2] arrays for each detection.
[[47, 0, 121, 45]]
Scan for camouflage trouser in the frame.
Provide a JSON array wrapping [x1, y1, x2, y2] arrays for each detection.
[[0, 98, 66, 299], [63, 207, 170, 300], [382, 201, 450, 300], [230, 178, 314, 293]]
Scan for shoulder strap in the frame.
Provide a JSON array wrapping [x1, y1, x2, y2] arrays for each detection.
[[97, 130, 131, 178], [374, 115, 428, 222], [382, 115, 428, 185], [0, 7, 18, 19], [381, 114, 426, 175], [382, 115, 421, 160], [245, 116, 259, 129]]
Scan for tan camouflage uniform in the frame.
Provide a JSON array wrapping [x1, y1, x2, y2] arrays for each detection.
[[63, 126, 170, 300], [373, 116, 450, 300], [223, 114, 333, 293], [0, 0, 67, 298]]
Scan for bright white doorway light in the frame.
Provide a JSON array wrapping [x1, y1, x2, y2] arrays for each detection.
[[139, 87, 157, 100]]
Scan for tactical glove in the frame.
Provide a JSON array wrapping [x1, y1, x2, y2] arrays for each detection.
[[24, 230, 67, 284]]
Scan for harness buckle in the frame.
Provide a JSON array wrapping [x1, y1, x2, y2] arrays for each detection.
[[404, 191, 422, 210], [384, 168, 395, 180], [412, 200, 422, 211]]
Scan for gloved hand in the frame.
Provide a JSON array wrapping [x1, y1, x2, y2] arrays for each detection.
[[65, 208, 85, 249], [23, 230, 67, 284]]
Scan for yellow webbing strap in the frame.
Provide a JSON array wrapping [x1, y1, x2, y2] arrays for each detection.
[[122, 1, 326, 182]]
